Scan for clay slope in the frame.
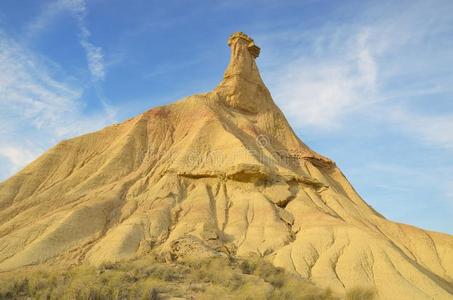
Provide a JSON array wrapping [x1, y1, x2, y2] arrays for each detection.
[[0, 32, 452, 299]]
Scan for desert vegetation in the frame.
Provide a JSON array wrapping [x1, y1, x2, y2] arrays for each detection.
[[0, 255, 374, 300]]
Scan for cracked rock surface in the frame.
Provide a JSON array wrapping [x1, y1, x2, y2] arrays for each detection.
[[0, 32, 452, 299]]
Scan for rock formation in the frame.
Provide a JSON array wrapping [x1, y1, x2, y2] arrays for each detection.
[[0, 32, 452, 299]]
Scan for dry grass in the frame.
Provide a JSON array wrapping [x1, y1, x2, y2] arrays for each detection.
[[0, 255, 374, 300]]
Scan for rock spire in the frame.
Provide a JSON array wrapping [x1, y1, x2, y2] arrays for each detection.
[[215, 32, 274, 114]]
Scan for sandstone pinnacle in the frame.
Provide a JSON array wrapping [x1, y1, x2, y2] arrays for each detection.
[[215, 31, 274, 114]]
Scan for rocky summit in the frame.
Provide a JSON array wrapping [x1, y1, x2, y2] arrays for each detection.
[[0, 32, 452, 299]]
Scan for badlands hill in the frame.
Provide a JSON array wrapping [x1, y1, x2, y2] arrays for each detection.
[[0, 32, 452, 299]]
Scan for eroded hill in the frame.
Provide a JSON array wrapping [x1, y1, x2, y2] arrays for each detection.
[[0, 32, 452, 300]]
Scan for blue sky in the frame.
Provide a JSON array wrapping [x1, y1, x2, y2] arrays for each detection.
[[0, 0, 452, 234]]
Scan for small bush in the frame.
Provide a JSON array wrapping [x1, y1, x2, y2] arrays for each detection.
[[345, 287, 375, 300], [98, 262, 119, 272], [185, 257, 244, 289], [146, 288, 159, 300], [140, 264, 181, 281], [253, 260, 286, 288], [239, 259, 256, 274]]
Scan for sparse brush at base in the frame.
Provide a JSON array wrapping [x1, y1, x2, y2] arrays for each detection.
[[0, 255, 374, 300]]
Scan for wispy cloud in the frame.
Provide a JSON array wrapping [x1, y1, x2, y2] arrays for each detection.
[[264, 0, 453, 148], [71, 0, 106, 82], [388, 107, 453, 150], [26, 0, 83, 38], [80, 40, 105, 80], [0, 31, 112, 180], [0, 146, 37, 175], [27, 0, 106, 82], [0, 0, 117, 180], [267, 28, 378, 128], [0, 32, 80, 129]]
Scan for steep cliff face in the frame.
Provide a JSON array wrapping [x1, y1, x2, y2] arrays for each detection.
[[0, 32, 452, 299]]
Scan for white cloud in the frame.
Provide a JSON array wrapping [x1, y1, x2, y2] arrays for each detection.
[[268, 28, 378, 129], [26, 0, 85, 38], [0, 32, 113, 181], [80, 40, 105, 81], [388, 107, 453, 150], [0, 146, 37, 174], [264, 0, 453, 148], [0, 0, 116, 181], [72, 0, 106, 82], [0, 32, 80, 130], [27, 0, 106, 81]]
